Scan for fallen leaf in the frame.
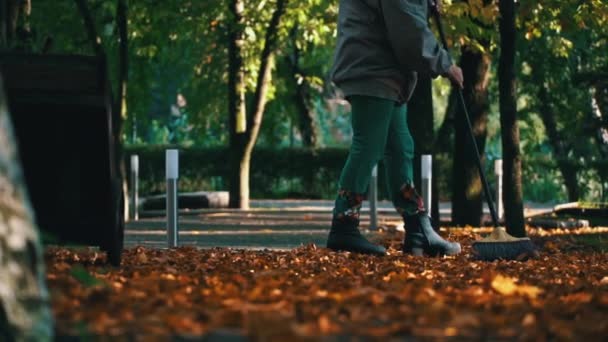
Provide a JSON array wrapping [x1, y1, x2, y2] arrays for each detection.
[[491, 274, 543, 298]]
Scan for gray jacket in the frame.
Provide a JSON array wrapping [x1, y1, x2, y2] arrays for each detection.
[[331, 0, 452, 104]]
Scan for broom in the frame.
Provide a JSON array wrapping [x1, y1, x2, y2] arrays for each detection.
[[429, 3, 538, 261]]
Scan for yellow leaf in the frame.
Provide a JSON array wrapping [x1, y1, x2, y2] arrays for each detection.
[[517, 285, 543, 299], [491, 274, 518, 295], [491, 274, 543, 298]]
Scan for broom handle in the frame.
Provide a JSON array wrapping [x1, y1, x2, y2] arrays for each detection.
[[430, 5, 500, 228]]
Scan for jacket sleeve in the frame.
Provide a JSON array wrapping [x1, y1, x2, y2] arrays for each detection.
[[380, 0, 452, 77]]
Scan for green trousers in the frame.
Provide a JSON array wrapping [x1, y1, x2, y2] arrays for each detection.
[[334, 95, 419, 217]]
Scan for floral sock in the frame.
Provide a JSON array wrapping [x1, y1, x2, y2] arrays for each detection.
[[332, 190, 365, 221], [394, 183, 425, 217]]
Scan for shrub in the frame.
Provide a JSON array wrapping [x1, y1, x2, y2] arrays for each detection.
[[124, 145, 608, 202]]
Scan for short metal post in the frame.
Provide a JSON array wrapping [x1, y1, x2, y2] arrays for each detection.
[[130, 155, 139, 221], [369, 165, 378, 230], [421, 155, 432, 213], [495, 159, 504, 220], [166, 149, 179, 247]]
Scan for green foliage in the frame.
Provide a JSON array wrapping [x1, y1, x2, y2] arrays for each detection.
[[124, 146, 607, 202], [126, 146, 349, 199], [440, 0, 500, 54], [517, 0, 608, 201], [22, 0, 608, 203]]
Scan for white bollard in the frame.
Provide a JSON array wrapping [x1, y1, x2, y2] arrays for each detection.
[[166, 149, 179, 247], [495, 159, 504, 220], [421, 155, 432, 213], [130, 155, 139, 221], [369, 165, 378, 230]]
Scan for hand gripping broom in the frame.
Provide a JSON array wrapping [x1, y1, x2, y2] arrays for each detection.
[[429, 3, 538, 260]]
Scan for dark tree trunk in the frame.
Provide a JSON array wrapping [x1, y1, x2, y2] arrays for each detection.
[[116, 0, 128, 129], [117, 0, 129, 219], [287, 48, 319, 148], [286, 25, 319, 148], [432, 91, 457, 223], [593, 83, 608, 157], [408, 75, 434, 182], [499, 0, 526, 237], [1, 0, 7, 45], [0, 78, 53, 341], [228, 0, 288, 209], [451, 49, 491, 226], [75, 0, 104, 58], [407, 75, 435, 223], [228, 0, 249, 209], [1, 0, 30, 47], [295, 81, 318, 148], [535, 82, 580, 201]]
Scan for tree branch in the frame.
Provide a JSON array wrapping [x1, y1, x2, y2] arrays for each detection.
[[245, 0, 288, 145]]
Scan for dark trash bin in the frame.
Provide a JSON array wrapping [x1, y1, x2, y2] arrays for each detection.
[[0, 53, 124, 265]]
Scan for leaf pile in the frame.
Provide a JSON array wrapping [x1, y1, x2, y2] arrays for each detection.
[[46, 232, 608, 340]]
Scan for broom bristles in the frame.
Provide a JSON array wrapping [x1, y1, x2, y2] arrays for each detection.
[[472, 239, 539, 261]]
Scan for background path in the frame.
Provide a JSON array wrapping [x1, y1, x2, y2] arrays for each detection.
[[125, 200, 553, 249]]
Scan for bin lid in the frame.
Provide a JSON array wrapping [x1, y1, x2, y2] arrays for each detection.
[[0, 53, 111, 107]]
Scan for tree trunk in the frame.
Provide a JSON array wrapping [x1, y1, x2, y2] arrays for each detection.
[[589, 80, 608, 158], [228, 0, 248, 208], [408, 75, 434, 182], [228, 0, 288, 209], [75, 0, 104, 58], [116, 0, 128, 131], [1, 0, 30, 47], [536, 82, 580, 201], [117, 0, 129, 220], [286, 36, 319, 148], [432, 91, 456, 222], [595, 89, 608, 162], [0, 79, 53, 341], [295, 80, 318, 148], [499, 0, 525, 237], [408, 76, 443, 230], [451, 49, 491, 226], [1, 0, 7, 45]]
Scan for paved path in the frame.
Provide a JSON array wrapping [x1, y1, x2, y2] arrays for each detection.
[[125, 200, 554, 249], [126, 205, 399, 249]]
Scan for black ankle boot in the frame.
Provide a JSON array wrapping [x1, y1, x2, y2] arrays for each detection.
[[326, 190, 386, 256], [403, 212, 461, 256], [327, 217, 387, 255]]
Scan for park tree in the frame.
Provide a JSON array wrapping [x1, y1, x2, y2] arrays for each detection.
[[19, 0, 606, 206], [518, 0, 608, 202], [228, 0, 289, 209], [259, 1, 336, 149], [227, 0, 336, 208], [0, 80, 53, 340], [443, 0, 497, 226], [285, 25, 320, 148], [451, 46, 492, 227], [499, 0, 525, 236], [426, 1, 497, 226]]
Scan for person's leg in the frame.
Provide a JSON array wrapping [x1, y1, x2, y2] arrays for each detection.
[[383, 104, 461, 256], [382, 104, 417, 214], [327, 95, 394, 255], [337, 96, 396, 193]]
